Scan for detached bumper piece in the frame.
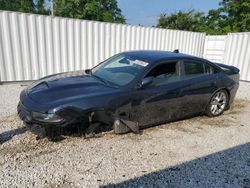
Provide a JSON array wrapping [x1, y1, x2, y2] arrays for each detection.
[[113, 119, 139, 134]]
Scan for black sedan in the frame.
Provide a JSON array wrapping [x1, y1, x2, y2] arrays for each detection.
[[18, 50, 239, 137]]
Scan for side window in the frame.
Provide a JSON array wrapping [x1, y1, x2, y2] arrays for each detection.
[[183, 61, 213, 79], [204, 64, 214, 74], [145, 62, 179, 86]]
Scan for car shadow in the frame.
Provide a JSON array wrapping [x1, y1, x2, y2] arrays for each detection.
[[102, 142, 250, 188], [44, 114, 200, 142], [36, 113, 215, 142], [0, 127, 27, 144], [41, 123, 114, 142]]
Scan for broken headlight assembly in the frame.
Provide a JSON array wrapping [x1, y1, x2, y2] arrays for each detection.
[[32, 112, 64, 123]]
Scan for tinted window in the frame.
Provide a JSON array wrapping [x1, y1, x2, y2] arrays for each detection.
[[183, 61, 213, 79], [145, 62, 179, 86], [204, 64, 214, 74]]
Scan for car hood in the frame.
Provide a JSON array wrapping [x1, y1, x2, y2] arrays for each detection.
[[26, 70, 117, 105]]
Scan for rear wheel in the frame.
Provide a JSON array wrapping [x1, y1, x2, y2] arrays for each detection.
[[206, 90, 229, 117]]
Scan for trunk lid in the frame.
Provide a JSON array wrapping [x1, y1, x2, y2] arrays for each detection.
[[215, 63, 240, 82]]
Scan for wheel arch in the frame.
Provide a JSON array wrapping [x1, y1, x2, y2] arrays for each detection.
[[222, 87, 230, 100], [56, 106, 115, 126]]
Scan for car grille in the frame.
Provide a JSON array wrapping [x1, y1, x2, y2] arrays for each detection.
[[17, 102, 32, 122]]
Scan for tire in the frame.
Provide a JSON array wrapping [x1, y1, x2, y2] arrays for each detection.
[[205, 89, 229, 117]]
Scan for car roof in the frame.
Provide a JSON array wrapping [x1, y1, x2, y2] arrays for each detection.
[[121, 50, 202, 63]]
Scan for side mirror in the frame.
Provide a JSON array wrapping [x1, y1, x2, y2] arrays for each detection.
[[137, 76, 153, 89]]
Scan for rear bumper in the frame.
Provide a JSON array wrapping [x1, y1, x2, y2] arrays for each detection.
[[229, 82, 239, 105]]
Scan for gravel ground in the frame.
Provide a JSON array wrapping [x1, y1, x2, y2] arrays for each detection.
[[0, 81, 250, 187]]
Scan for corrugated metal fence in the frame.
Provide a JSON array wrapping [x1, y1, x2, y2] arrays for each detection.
[[204, 33, 250, 81], [203, 35, 227, 63], [224, 33, 250, 81], [1, 11, 250, 82], [0, 11, 206, 82]]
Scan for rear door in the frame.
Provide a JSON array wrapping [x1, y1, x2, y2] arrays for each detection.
[[178, 60, 218, 117]]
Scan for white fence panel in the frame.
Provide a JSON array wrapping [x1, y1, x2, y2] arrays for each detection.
[[0, 11, 206, 82], [223, 33, 250, 81], [203, 35, 227, 63], [204, 33, 250, 81]]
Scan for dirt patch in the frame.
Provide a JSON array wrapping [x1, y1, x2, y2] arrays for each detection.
[[0, 98, 245, 162], [196, 99, 248, 127], [146, 99, 249, 134], [0, 92, 250, 187], [0, 114, 19, 124], [1, 99, 247, 147], [1, 135, 43, 156]]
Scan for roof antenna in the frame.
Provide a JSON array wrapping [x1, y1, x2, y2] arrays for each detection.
[[173, 49, 179, 53]]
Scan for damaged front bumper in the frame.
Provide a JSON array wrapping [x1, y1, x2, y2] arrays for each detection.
[[17, 102, 70, 132]]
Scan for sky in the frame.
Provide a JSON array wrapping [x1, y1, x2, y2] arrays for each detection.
[[117, 0, 221, 26]]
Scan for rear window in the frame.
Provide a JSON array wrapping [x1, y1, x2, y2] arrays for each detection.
[[183, 61, 213, 79], [184, 61, 204, 75]]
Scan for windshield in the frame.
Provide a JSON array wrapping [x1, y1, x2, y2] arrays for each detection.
[[91, 54, 149, 86]]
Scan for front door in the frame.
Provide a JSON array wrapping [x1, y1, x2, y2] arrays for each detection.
[[129, 61, 185, 127]]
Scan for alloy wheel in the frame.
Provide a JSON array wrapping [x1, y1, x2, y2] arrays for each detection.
[[210, 91, 227, 116]]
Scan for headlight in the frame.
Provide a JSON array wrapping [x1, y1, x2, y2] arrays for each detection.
[[32, 112, 64, 123]]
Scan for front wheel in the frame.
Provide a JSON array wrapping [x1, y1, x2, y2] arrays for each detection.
[[206, 90, 229, 117]]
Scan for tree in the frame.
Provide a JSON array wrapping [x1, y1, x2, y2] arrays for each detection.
[[219, 0, 250, 32], [84, 0, 125, 23], [0, 0, 125, 23], [0, 0, 36, 14], [0, 0, 21, 11], [157, 0, 250, 34], [157, 9, 207, 32], [19, 0, 35, 13], [53, 0, 125, 23], [52, 0, 85, 18], [204, 8, 231, 35], [36, 0, 49, 15]]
